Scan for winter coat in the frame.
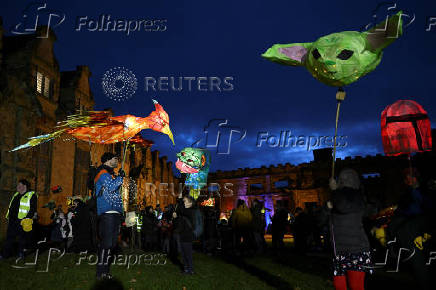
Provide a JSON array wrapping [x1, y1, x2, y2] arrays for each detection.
[[251, 204, 266, 233], [95, 165, 123, 215], [142, 212, 158, 236], [173, 198, 194, 243], [231, 204, 253, 230], [331, 187, 370, 254]]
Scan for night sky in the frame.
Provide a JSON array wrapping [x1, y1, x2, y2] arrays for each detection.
[[2, 0, 436, 174]]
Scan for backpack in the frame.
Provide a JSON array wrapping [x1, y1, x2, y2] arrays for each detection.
[[184, 208, 204, 239]]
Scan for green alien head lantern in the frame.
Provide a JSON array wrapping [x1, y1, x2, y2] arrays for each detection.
[[262, 11, 404, 87], [262, 11, 404, 178]]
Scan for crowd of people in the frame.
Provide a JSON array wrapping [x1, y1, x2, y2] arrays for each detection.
[[1, 151, 435, 289]]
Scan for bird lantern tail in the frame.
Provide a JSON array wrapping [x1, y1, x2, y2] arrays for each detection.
[[10, 129, 67, 152]]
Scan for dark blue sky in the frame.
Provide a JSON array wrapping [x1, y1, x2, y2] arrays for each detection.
[[2, 0, 436, 173]]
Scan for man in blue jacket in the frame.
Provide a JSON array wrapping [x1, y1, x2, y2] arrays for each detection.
[[94, 152, 125, 280]]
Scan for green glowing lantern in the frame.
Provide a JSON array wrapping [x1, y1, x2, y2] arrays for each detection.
[[262, 11, 403, 87], [262, 11, 404, 177]]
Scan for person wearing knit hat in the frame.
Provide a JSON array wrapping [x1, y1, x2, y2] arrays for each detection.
[[100, 152, 117, 164], [94, 152, 125, 280], [329, 168, 372, 290]]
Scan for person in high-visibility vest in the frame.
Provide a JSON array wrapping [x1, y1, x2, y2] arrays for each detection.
[[136, 214, 143, 232], [135, 213, 143, 249], [0, 179, 37, 260]]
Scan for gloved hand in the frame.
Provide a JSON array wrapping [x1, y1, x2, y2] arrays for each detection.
[[375, 227, 386, 247], [119, 169, 126, 178], [414, 233, 432, 250], [21, 218, 33, 232], [414, 236, 424, 250]]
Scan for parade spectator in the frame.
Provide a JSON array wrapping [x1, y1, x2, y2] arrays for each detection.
[[143, 206, 159, 251], [230, 199, 253, 256], [386, 169, 433, 290], [217, 215, 233, 256], [160, 205, 173, 254], [173, 194, 196, 274], [70, 197, 94, 253], [50, 205, 67, 246], [329, 168, 372, 290], [293, 207, 311, 254], [134, 209, 144, 250], [0, 179, 37, 260], [251, 199, 266, 254], [272, 201, 288, 252], [202, 207, 218, 255], [315, 202, 331, 251]]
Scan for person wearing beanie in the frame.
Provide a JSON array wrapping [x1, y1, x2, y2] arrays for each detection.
[[329, 168, 372, 290], [0, 179, 37, 261], [94, 152, 125, 280]]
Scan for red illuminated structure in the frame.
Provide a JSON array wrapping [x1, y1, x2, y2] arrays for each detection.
[[381, 100, 432, 156]]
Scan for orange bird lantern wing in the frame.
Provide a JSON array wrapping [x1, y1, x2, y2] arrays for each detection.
[[381, 100, 432, 156], [129, 133, 154, 147], [10, 100, 174, 151]]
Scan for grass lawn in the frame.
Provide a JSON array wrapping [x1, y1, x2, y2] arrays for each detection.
[[0, 238, 422, 290], [0, 247, 333, 290]]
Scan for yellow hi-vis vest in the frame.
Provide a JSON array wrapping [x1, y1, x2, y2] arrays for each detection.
[[136, 215, 143, 232], [6, 191, 36, 220]]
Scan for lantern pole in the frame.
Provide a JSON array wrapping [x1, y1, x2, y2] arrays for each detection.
[[332, 87, 346, 178]]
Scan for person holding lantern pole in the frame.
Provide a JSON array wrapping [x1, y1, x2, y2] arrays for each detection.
[[329, 168, 372, 290], [94, 152, 125, 280]]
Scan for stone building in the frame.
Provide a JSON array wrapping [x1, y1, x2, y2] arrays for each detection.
[[210, 140, 436, 225], [208, 155, 330, 222], [0, 21, 178, 239]]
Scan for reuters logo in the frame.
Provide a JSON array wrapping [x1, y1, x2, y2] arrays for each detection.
[[102, 66, 138, 102]]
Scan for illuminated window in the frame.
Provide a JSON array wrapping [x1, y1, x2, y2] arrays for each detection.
[[36, 72, 43, 93], [35, 71, 53, 100], [44, 77, 50, 97]]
